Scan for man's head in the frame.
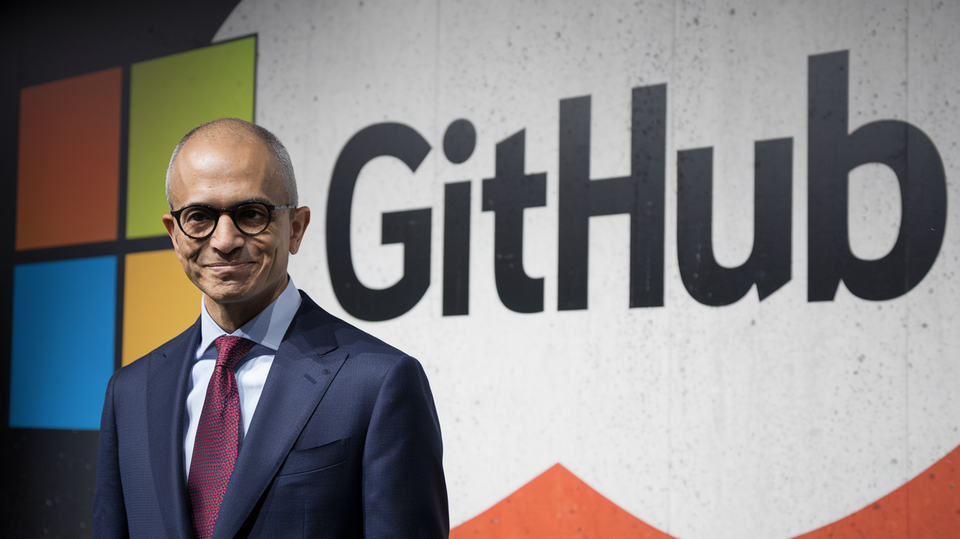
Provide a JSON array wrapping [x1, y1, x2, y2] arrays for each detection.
[[161, 118, 310, 331], [165, 118, 298, 208]]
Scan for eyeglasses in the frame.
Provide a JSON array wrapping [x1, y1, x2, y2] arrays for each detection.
[[170, 201, 297, 240]]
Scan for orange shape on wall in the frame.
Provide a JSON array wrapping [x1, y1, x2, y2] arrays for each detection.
[[451, 463, 677, 539], [17, 67, 122, 250], [793, 443, 960, 539], [122, 249, 199, 366], [452, 444, 960, 539]]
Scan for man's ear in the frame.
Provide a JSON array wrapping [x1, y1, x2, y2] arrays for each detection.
[[162, 213, 183, 252], [162, 213, 177, 239], [288, 206, 311, 254], [162, 213, 186, 259]]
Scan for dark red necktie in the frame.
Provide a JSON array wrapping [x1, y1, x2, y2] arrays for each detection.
[[187, 335, 256, 539]]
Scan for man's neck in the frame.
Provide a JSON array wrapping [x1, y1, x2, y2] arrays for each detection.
[[204, 302, 258, 333], [203, 278, 288, 333]]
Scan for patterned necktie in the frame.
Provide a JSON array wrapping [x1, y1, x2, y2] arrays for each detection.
[[188, 335, 256, 539]]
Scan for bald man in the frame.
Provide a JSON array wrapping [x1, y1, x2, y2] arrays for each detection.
[[93, 118, 448, 539]]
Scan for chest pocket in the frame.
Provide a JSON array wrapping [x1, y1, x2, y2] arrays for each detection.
[[276, 437, 349, 476]]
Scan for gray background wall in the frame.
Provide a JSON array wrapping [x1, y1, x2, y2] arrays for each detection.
[[213, 1, 959, 537]]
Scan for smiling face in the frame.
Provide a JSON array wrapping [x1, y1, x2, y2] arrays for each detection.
[[162, 126, 310, 331]]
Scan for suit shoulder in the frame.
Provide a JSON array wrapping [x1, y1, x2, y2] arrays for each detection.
[[297, 293, 406, 353], [336, 320, 407, 357], [296, 294, 417, 370]]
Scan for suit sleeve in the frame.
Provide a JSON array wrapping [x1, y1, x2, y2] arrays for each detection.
[[361, 355, 449, 538], [92, 372, 130, 538]]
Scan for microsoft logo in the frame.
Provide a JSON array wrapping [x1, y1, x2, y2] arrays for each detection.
[[10, 36, 256, 430]]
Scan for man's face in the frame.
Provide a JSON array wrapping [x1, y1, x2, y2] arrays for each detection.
[[162, 131, 309, 325]]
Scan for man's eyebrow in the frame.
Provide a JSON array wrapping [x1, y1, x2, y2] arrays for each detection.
[[178, 198, 274, 209]]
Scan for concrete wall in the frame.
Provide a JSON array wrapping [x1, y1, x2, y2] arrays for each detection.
[[210, 1, 960, 537]]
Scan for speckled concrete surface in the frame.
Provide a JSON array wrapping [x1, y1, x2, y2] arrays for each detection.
[[214, 1, 960, 537]]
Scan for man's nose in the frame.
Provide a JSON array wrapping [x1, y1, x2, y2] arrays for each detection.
[[208, 213, 244, 252]]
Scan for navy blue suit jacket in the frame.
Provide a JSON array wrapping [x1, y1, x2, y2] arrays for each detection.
[[93, 292, 449, 538]]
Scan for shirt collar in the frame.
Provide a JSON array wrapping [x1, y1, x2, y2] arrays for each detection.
[[196, 277, 302, 360]]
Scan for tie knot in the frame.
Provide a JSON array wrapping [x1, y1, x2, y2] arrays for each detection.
[[214, 336, 256, 370]]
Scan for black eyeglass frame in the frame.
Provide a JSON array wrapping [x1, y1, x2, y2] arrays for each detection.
[[170, 201, 297, 240]]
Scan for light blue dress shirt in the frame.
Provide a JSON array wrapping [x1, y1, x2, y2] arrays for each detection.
[[183, 277, 302, 478]]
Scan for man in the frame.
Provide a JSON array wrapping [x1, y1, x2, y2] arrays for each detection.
[[93, 118, 449, 538]]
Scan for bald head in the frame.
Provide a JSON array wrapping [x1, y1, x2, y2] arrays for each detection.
[[165, 118, 298, 208]]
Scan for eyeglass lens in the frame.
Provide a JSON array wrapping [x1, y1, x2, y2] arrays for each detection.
[[179, 203, 272, 238]]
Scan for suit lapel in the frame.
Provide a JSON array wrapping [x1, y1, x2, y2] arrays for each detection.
[[146, 320, 201, 539], [213, 298, 348, 539]]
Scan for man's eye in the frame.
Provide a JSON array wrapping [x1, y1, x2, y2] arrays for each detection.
[[237, 206, 268, 221], [183, 210, 213, 222]]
